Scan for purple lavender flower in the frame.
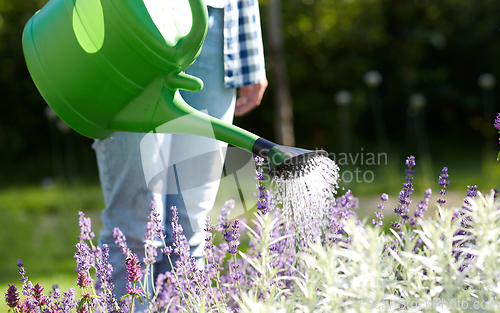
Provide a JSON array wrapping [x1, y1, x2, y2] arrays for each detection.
[[118, 298, 129, 312], [391, 221, 402, 230], [254, 168, 264, 181], [78, 211, 95, 241], [373, 193, 388, 226], [150, 199, 166, 239], [163, 246, 173, 256], [171, 210, 183, 239], [218, 200, 242, 255], [77, 270, 93, 288], [94, 244, 118, 311], [112, 228, 130, 258], [22, 281, 33, 296], [262, 190, 275, 212], [18, 296, 37, 312], [228, 220, 241, 255], [96, 244, 114, 292], [411, 188, 432, 227], [204, 216, 213, 232], [230, 260, 242, 282], [143, 199, 163, 265], [95, 244, 120, 311], [74, 242, 94, 272], [169, 205, 194, 279], [437, 167, 450, 205], [62, 288, 76, 312], [393, 156, 415, 226], [219, 200, 234, 226], [461, 185, 478, 209], [254, 156, 264, 166], [155, 272, 179, 310], [221, 221, 233, 244], [125, 282, 143, 296], [51, 285, 61, 302], [169, 206, 189, 259], [466, 185, 478, 198], [17, 260, 24, 273], [202, 217, 215, 266], [253, 157, 274, 215], [381, 193, 389, 202], [412, 238, 423, 252], [125, 254, 143, 282], [33, 283, 48, 306], [450, 184, 480, 271], [405, 156, 416, 168], [171, 205, 179, 224], [5, 284, 19, 308], [327, 190, 358, 238], [17, 259, 28, 285]]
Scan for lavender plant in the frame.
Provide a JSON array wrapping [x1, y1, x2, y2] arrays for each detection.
[[391, 156, 415, 231], [5, 155, 500, 312], [437, 167, 450, 205], [372, 193, 388, 226]]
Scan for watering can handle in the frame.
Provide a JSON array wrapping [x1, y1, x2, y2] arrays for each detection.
[[177, 0, 209, 58]]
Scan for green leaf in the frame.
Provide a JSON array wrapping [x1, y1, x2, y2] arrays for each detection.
[[136, 294, 144, 305], [497, 150, 500, 161], [77, 298, 87, 311]]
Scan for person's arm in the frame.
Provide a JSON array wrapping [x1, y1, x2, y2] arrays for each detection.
[[234, 77, 268, 116]]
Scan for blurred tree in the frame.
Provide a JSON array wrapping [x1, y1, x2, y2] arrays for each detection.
[[249, 0, 500, 155], [1, 0, 50, 184], [267, 0, 295, 146], [0, 0, 98, 185]]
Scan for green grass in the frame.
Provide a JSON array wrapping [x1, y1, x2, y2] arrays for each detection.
[[1, 274, 76, 313], [0, 184, 104, 300]]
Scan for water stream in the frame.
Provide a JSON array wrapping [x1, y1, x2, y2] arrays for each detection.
[[271, 155, 340, 242]]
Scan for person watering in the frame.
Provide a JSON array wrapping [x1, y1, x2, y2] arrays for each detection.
[[91, 0, 268, 300]]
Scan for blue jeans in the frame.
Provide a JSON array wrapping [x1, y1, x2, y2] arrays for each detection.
[[92, 7, 235, 301]]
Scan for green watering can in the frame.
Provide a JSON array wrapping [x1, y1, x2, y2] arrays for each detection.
[[22, 0, 323, 176]]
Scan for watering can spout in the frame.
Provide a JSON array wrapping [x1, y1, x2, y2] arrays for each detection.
[[252, 138, 328, 178]]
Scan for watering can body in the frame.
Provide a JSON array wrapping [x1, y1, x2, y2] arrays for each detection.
[[23, 0, 259, 151]]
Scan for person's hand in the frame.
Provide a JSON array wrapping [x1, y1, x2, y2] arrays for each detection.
[[234, 78, 268, 117]]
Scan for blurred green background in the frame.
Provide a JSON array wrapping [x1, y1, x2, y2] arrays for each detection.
[[1, 0, 500, 308]]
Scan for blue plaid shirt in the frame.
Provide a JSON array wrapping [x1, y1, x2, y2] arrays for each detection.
[[222, 0, 266, 88]]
